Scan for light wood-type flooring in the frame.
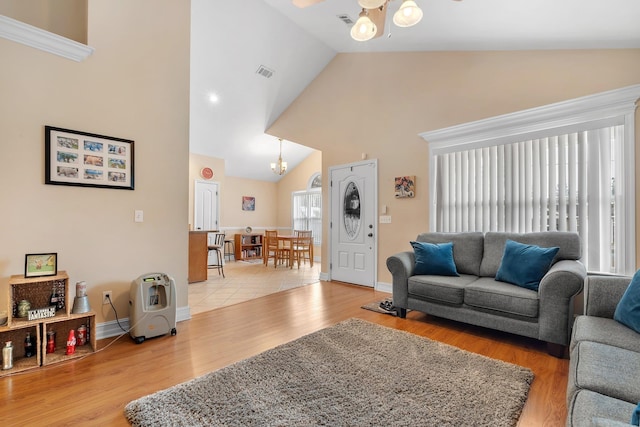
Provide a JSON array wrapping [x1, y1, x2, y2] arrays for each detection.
[[189, 260, 321, 314], [0, 277, 568, 426]]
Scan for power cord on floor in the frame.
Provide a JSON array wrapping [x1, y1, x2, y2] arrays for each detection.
[[106, 294, 129, 333]]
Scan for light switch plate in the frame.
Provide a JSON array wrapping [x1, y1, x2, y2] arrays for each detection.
[[134, 210, 144, 222], [379, 215, 392, 224]]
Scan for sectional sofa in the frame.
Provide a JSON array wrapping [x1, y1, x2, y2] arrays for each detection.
[[566, 275, 640, 426]]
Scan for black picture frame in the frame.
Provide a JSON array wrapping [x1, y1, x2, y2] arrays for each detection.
[[25, 253, 58, 278], [45, 126, 134, 190]]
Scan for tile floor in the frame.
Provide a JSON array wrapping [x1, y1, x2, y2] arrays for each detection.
[[188, 258, 321, 315]]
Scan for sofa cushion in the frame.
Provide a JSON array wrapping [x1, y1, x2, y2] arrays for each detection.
[[480, 231, 581, 277], [464, 277, 539, 318], [495, 240, 559, 291], [614, 269, 640, 334], [569, 341, 640, 404], [408, 274, 478, 305], [410, 241, 459, 276], [571, 316, 640, 354], [568, 389, 637, 427], [415, 232, 483, 276]]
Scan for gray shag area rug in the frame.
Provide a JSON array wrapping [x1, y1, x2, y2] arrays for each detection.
[[125, 318, 534, 427]]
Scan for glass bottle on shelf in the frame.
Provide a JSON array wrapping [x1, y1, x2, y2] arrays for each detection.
[[46, 331, 56, 354], [2, 341, 13, 370], [24, 333, 34, 357]]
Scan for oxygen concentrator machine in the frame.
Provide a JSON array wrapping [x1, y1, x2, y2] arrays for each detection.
[[129, 272, 177, 344]]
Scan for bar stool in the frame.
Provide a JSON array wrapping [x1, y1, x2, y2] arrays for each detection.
[[207, 232, 225, 278], [224, 238, 235, 261]]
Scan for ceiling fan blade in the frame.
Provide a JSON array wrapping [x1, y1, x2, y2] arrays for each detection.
[[367, 2, 387, 39], [292, 0, 325, 7]]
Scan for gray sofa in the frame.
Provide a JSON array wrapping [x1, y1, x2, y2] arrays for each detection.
[[386, 231, 586, 355], [566, 275, 640, 426]]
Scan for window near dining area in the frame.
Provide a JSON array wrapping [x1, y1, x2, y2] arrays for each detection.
[[421, 85, 640, 275], [292, 173, 322, 245]]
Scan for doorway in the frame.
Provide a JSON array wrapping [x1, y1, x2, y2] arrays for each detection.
[[194, 180, 219, 231], [329, 160, 377, 287]]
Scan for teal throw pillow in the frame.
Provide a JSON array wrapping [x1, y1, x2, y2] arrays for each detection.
[[495, 240, 559, 291], [633, 401, 640, 425], [614, 270, 640, 334], [410, 241, 459, 276]]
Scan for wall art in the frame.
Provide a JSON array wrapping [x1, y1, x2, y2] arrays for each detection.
[[45, 126, 134, 190], [395, 176, 415, 198]]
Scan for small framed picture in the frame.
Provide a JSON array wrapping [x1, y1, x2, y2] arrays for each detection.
[[25, 253, 58, 278], [394, 176, 415, 198], [242, 196, 255, 211]]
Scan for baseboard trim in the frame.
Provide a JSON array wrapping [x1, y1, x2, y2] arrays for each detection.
[[375, 282, 392, 294], [96, 305, 192, 340]]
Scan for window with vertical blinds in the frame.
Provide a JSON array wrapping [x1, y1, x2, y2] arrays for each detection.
[[422, 85, 639, 275], [292, 190, 322, 245]]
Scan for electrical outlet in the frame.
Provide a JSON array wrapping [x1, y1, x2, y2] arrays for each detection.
[[102, 291, 112, 305]]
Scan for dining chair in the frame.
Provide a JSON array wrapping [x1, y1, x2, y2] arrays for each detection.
[[292, 230, 313, 269], [264, 230, 284, 268], [207, 232, 225, 277]]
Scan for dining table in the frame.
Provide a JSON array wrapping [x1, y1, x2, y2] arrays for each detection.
[[273, 234, 313, 268]]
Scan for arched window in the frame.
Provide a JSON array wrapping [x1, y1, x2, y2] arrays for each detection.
[[292, 172, 322, 245]]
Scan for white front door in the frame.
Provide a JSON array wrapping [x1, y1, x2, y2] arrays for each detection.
[[194, 180, 219, 231], [330, 160, 377, 287]]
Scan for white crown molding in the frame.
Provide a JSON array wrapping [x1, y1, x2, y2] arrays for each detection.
[[0, 15, 94, 62], [420, 84, 640, 151]]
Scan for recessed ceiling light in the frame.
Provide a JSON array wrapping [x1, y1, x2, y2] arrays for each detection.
[[209, 93, 220, 104]]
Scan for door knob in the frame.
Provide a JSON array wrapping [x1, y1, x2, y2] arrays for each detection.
[[368, 233, 373, 237]]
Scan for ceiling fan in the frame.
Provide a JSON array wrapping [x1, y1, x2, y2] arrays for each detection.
[[293, 0, 462, 42]]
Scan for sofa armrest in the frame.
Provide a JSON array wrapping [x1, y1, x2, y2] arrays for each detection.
[[538, 260, 587, 345], [386, 251, 415, 308], [584, 275, 631, 318]]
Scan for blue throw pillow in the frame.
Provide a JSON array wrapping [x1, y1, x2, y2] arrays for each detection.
[[495, 240, 559, 291], [614, 270, 640, 334], [632, 401, 640, 426], [410, 241, 459, 276]]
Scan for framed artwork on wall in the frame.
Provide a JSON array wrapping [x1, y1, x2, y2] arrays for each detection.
[[45, 126, 135, 190], [242, 196, 255, 211], [395, 176, 415, 198]]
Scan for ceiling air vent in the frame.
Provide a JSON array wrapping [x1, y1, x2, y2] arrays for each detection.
[[256, 65, 274, 79], [336, 14, 354, 25]]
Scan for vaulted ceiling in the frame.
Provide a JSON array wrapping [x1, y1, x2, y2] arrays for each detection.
[[189, 0, 640, 182]]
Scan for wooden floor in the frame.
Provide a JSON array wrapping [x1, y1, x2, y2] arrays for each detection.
[[0, 281, 568, 426]]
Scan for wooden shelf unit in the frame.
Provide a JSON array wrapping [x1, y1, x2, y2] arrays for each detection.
[[234, 233, 263, 261], [1, 271, 96, 377]]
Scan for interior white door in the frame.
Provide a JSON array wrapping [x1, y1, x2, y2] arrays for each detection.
[[194, 180, 219, 231], [330, 160, 377, 287]]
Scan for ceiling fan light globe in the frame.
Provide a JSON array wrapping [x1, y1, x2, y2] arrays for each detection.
[[393, 0, 423, 27], [350, 14, 377, 41], [357, 0, 386, 9]]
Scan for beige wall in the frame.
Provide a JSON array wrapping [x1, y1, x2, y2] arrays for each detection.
[[189, 151, 321, 257], [275, 149, 322, 230], [0, 0, 88, 43], [268, 49, 640, 284], [189, 153, 279, 236], [0, 0, 190, 323]]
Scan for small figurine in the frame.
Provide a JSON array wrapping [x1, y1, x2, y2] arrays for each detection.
[[65, 330, 76, 355]]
